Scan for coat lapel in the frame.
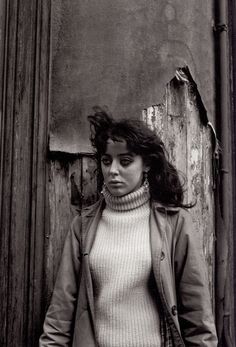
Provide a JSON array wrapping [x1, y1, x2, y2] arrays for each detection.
[[151, 202, 183, 344], [81, 199, 104, 325], [150, 204, 164, 289]]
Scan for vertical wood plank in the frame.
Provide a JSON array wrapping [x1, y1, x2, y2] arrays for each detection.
[[7, 0, 38, 343], [185, 87, 215, 299], [45, 155, 98, 308], [166, 80, 188, 189], [0, 0, 18, 342], [46, 160, 74, 298], [0, 0, 6, 152], [82, 156, 98, 207], [27, 0, 51, 344], [142, 104, 166, 140], [69, 158, 83, 214], [0, 0, 51, 345], [46, 157, 83, 303]]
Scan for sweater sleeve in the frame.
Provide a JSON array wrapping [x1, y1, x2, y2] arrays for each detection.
[[39, 216, 82, 347], [174, 210, 218, 347]]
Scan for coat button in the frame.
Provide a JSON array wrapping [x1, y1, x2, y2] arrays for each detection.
[[171, 305, 177, 316], [160, 251, 165, 260]]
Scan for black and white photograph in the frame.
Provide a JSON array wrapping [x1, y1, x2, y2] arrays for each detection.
[[0, 1, 236, 346]]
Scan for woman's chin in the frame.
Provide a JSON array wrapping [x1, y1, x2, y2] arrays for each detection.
[[107, 186, 127, 197], [108, 189, 126, 197]]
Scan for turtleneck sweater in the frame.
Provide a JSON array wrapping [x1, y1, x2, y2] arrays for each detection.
[[89, 185, 161, 347]]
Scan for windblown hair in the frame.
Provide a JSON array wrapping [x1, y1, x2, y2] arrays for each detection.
[[88, 107, 192, 208]]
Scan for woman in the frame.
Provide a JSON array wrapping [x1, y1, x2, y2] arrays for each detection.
[[40, 109, 218, 346]]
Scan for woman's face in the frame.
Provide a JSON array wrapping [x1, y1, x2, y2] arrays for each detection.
[[101, 138, 147, 197]]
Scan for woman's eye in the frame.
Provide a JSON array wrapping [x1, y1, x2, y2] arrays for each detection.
[[101, 158, 111, 166], [120, 158, 132, 166]]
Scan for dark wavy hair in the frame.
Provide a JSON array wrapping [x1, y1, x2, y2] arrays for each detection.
[[88, 107, 192, 208]]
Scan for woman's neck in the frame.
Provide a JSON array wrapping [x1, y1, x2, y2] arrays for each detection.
[[102, 184, 150, 211]]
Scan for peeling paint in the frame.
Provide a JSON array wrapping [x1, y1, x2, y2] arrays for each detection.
[[141, 72, 215, 298]]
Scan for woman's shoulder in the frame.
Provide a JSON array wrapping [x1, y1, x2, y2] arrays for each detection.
[[81, 197, 104, 217], [69, 198, 104, 240], [70, 198, 104, 225], [151, 200, 193, 231], [151, 200, 191, 215]]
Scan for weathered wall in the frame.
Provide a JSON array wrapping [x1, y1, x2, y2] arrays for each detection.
[[143, 79, 215, 299], [0, 1, 218, 346], [49, 0, 216, 153]]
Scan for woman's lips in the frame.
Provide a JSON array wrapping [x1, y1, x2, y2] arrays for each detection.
[[108, 181, 123, 187]]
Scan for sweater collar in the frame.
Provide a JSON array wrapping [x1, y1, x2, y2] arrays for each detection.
[[102, 184, 150, 211]]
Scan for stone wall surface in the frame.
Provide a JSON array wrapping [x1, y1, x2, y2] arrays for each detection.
[[50, 0, 215, 153]]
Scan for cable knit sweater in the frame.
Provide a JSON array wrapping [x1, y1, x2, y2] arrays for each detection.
[[89, 185, 161, 347]]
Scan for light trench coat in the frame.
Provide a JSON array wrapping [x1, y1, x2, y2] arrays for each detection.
[[39, 198, 218, 347]]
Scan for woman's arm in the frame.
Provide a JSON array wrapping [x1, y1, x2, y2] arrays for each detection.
[[39, 216, 82, 347], [174, 211, 218, 346]]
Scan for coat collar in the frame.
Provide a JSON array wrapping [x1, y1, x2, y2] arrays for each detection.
[[151, 201, 181, 214], [82, 197, 181, 219]]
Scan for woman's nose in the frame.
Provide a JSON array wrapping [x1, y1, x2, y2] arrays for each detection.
[[109, 160, 119, 175]]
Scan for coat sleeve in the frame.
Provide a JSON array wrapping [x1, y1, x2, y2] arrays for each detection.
[[39, 216, 82, 346], [174, 210, 218, 347]]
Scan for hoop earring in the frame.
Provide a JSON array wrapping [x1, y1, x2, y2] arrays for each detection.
[[143, 171, 149, 192], [101, 182, 106, 195]]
